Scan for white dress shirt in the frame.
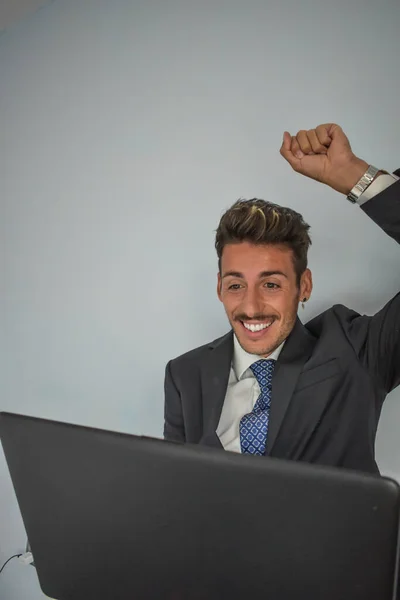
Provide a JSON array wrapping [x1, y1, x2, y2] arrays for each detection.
[[357, 171, 399, 205], [216, 336, 285, 453], [216, 170, 399, 454]]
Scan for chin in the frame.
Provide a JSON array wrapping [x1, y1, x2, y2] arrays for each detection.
[[234, 326, 280, 357], [240, 340, 277, 357]]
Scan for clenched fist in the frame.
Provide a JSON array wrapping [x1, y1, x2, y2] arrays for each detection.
[[280, 123, 369, 195]]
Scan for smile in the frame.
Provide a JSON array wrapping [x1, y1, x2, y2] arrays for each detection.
[[242, 321, 273, 332], [237, 319, 276, 340]]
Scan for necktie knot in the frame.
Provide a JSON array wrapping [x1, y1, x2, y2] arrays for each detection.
[[250, 359, 275, 391]]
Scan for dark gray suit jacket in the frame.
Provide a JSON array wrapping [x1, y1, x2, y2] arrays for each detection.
[[164, 172, 400, 474]]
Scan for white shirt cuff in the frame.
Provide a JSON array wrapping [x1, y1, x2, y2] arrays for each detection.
[[358, 172, 399, 206]]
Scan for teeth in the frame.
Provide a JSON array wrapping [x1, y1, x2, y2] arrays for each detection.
[[243, 322, 272, 332]]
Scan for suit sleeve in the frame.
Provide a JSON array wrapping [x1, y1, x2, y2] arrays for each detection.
[[348, 173, 400, 394], [164, 360, 185, 442]]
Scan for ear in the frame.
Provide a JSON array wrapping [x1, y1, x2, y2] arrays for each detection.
[[217, 272, 223, 302], [299, 268, 313, 302]]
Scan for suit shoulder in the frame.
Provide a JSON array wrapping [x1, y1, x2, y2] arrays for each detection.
[[305, 303, 361, 336], [168, 331, 232, 368]]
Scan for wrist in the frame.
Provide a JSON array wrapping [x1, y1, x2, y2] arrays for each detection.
[[334, 158, 369, 195]]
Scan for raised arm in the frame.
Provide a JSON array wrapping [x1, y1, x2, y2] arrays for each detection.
[[281, 123, 400, 393]]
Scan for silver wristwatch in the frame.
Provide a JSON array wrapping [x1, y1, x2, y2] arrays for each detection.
[[347, 165, 380, 204]]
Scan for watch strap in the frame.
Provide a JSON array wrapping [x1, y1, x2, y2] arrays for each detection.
[[347, 165, 380, 203]]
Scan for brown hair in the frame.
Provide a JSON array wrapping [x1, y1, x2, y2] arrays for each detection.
[[215, 199, 311, 285]]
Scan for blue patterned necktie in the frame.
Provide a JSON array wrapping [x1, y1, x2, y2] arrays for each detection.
[[239, 359, 275, 455]]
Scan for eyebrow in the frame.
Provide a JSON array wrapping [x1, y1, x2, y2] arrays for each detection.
[[222, 270, 288, 279]]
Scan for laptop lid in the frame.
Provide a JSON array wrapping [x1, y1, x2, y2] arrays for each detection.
[[1, 411, 399, 600]]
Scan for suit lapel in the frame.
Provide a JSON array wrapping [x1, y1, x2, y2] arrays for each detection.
[[198, 321, 316, 453], [267, 318, 316, 453], [200, 331, 233, 448]]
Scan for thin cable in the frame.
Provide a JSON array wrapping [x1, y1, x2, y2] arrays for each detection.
[[0, 554, 22, 575]]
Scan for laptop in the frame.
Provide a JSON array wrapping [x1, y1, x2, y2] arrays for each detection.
[[1, 411, 399, 600]]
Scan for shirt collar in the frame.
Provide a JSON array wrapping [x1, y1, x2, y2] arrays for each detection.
[[233, 334, 285, 380]]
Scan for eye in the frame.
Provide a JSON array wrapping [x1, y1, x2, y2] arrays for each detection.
[[264, 282, 280, 289], [228, 283, 243, 290]]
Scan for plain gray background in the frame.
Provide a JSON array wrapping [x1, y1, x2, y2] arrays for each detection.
[[1, 0, 399, 598]]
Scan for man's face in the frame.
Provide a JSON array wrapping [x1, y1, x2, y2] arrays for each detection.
[[217, 242, 312, 357]]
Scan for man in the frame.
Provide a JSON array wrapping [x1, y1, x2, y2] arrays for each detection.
[[164, 123, 399, 474]]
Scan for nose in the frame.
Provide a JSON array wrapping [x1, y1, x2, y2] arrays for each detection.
[[241, 286, 264, 318]]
